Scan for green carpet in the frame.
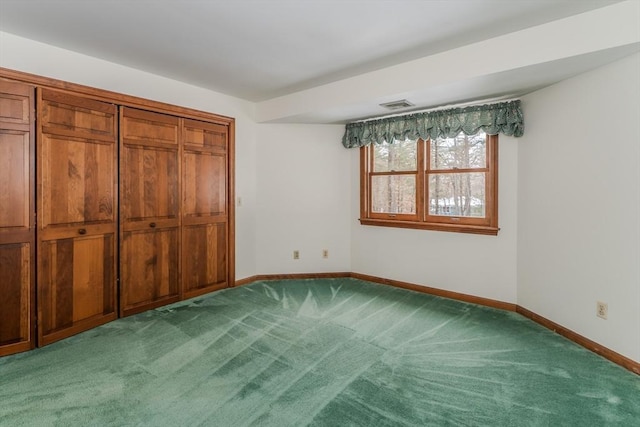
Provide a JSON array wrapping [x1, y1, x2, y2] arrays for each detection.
[[1, 278, 638, 426]]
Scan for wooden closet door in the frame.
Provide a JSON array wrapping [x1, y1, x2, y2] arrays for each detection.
[[0, 80, 36, 356], [120, 107, 180, 316], [182, 119, 229, 298], [37, 89, 118, 345]]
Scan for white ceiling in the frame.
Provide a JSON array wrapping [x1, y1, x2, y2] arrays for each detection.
[[0, 0, 637, 123]]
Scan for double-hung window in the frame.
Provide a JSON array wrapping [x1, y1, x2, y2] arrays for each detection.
[[360, 131, 498, 235]]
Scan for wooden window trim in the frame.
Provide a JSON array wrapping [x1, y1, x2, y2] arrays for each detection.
[[360, 135, 499, 236]]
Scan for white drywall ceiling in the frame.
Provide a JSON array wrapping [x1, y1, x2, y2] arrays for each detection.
[[1, 0, 637, 123]]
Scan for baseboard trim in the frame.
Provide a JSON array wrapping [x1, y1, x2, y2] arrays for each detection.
[[234, 272, 351, 287], [516, 306, 640, 375], [234, 272, 639, 375], [234, 275, 260, 287], [350, 272, 517, 312]]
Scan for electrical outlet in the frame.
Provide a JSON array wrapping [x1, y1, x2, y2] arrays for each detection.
[[322, 249, 329, 259], [293, 250, 299, 260], [596, 301, 608, 319]]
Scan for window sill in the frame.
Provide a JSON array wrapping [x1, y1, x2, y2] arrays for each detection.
[[359, 218, 499, 236]]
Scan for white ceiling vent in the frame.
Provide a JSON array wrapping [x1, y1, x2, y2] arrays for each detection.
[[380, 99, 414, 110]]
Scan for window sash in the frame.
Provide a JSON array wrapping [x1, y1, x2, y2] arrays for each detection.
[[367, 139, 424, 221], [361, 135, 498, 235], [426, 172, 487, 219], [369, 173, 419, 221]]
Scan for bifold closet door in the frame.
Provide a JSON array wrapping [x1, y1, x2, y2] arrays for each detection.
[[0, 80, 36, 356], [37, 89, 118, 345], [120, 107, 180, 316], [182, 119, 229, 298]]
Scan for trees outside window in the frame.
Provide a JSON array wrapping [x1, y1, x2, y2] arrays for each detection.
[[361, 131, 498, 235]]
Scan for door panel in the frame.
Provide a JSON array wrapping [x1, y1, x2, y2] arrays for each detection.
[[0, 80, 35, 356], [121, 228, 179, 313], [121, 146, 178, 221], [184, 152, 226, 217], [39, 90, 116, 141], [183, 120, 227, 150], [0, 243, 32, 353], [40, 134, 115, 227], [183, 223, 226, 296], [120, 107, 180, 316], [182, 119, 229, 298], [37, 88, 117, 345], [0, 87, 30, 125], [0, 131, 30, 229], [38, 235, 115, 344], [121, 107, 178, 147]]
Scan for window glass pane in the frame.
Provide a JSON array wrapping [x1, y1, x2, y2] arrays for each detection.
[[430, 132, 486, 170], [373, 139, 417, 172], [428, 172, 485, 217], [372, 175, 416, 214]]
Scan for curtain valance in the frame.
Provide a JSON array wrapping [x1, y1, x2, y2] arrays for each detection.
[[342, 100, 524, 148]]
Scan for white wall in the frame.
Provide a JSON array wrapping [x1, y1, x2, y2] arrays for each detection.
[[350, 137, 519, 304], [518, 53, 640, 362], [255, 124, 351, 274], [0, 32, 258, 280]]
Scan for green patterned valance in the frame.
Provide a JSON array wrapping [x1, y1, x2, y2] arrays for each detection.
[[342, 100, 524, 148]]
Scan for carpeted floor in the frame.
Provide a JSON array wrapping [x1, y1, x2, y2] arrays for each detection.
[[1, 278, 638, 426]]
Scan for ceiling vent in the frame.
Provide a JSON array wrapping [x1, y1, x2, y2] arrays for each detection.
[[380, 99, 414, 110]]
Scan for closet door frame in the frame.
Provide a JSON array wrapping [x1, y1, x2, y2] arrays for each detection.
[[0, 67, 235, 321]]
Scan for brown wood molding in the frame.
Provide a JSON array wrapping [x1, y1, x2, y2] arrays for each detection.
[[39, 313, 118, 347], [227, 124, 236, 288], [359, 218, 500, 236], [516, 306, 640, 376], [350, 272, 516, 311], [235, 272, 638, 375], [0, 68, 235, 125], [234, 276, 259, 287], [234, 272, 352, 287]]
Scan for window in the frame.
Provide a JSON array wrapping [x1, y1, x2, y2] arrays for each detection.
[[360, 131, 498, 235]]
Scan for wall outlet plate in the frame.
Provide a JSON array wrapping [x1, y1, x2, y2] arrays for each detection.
[[596, 301, 608, 319], [293, 250, 299, 260]]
